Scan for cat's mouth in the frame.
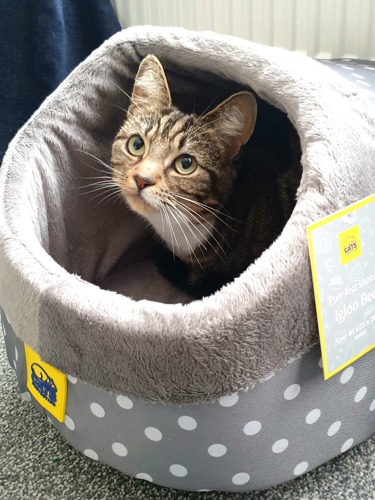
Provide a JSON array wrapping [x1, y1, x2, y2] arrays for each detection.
[[125, 189, 159, 215]]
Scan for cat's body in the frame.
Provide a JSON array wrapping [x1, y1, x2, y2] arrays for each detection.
[[111, 55, 302, 298]]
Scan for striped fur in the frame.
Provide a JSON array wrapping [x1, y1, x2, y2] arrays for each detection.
[[111, 55, 302, 297]]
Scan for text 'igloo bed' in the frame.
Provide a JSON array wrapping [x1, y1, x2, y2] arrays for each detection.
[[1, 27, 375, 493]]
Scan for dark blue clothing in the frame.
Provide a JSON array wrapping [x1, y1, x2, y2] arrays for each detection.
[[0, 0, 121, 161]]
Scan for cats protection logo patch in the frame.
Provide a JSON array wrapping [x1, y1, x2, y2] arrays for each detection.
[[24, 345, 67, 422], [338, 225, 362, 265]]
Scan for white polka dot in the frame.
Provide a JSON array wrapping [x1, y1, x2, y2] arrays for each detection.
[[357, 80, 371, 87], [14, 346, 18, 361], [112, 442, 128, 457], [272, 439, 289, 453], [136, 473, 153, 482], [84, 449, 98, 461], [284, 384, 301, 400], [145, 427, 162, 441], [318, 357, 323, 368], [64, 415, 75, 431], [90, 402, 105, 418], [340, 366, 354, 384], [261, 372, 275, 381], [232, 472, 250, 485], [170, 464, 188, 477], [13, 360, 17, 370], [369, 398, 375, 411], [21, 391, 31, 402], [327, 420, 341, 436], [354, 386, 367, 403], [67, 375, 77, 384], [341, 438, 354, 453], [208, 444, 227, 457], [2, 324, 6, 336], [116, 395, 134, 409], [218, 393, 239, 407], [4, 311, 11, 325], [305, 408, 321, 424], [178, 416, 197, 431], [243, 420, 262, 436], [294, 461, 309, 476]]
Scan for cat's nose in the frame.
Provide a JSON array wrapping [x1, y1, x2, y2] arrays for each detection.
[[134, 174, 155, 190]]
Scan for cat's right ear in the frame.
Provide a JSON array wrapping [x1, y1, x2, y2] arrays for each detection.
[[202, 92, 257, 158], [129, 55, 172, 113]]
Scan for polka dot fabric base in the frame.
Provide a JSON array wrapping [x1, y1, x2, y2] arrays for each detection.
[[3, 308, 375, 492], [320, 59, 375, 105]]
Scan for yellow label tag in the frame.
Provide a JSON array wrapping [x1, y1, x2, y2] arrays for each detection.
[[307, 193, 375, 380], [338, 225, 362, 265], [24, 345, 67, 422]]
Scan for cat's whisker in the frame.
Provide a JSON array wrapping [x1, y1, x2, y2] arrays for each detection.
[[171, 198, 230, 266], [168, 191, 240, 228], [107, 102, 129, 114], [76, 150, 123, 177], [161, 195, 207, 269], [155, 199, 166, 238], [109, 80, 147, 122], [170, 191, 239, 224], [172, 198, 232, 253], [161, 194, 205, 248], [166, 193, 229, 266], [81, 174, 113, 182], [159, 199, 178, 259], [80, 186, 119, 198], [165, 205, 196, 267], [79, 179, 119, 198], [92, 189, 122, 207], [90, 187, 122, 204], [78, 161, 109, 177], [168, 203, 208, 270], [159, 200, 174, 246], [183, 98, 197, 137], [194, 96, 219, 123], [187, 117, 222, 140], [80, 179, 117, 191]]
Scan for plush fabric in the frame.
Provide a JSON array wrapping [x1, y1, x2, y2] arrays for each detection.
[[0, 27, 375, 404], [0, 0, 120, 162]]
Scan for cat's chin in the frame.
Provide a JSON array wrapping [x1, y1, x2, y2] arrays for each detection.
[[125, 194, 158, 216]]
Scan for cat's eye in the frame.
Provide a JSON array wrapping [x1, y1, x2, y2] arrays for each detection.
[[174, 155, 197, 175], [126, 135, 145, 156]]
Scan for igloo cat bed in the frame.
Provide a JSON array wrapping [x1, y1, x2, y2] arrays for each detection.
[[1, 27, 375, 492]]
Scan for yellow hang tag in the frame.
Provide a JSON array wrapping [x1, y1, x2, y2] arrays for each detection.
[[307, 193, 375, 380], [24, 344, 67, 422]]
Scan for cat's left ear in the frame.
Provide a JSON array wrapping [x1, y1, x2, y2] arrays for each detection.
[[129, 54, 172, 112], [203, 92, 257, 157]]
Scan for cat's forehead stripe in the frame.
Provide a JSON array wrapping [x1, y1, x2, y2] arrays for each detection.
[[144, 118, 160, 137], [160, 111, 188, 140]]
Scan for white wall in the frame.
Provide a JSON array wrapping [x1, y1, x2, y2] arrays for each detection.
[[112, 0, 375, 60]]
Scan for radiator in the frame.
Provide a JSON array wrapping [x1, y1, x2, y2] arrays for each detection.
[[111, 0, 375, 60]]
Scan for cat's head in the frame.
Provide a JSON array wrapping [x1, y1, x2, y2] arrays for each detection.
[[111, 54, 257, 226]]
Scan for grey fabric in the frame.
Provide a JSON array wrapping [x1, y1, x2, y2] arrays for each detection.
[[1, 27, 375, 403], [3, 313, 375, 492]]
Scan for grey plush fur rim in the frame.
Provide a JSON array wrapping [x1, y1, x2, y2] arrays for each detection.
[[0, 27, 374, 404]]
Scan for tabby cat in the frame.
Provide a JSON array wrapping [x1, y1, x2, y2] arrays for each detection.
[[111, 55, 302, 298]]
